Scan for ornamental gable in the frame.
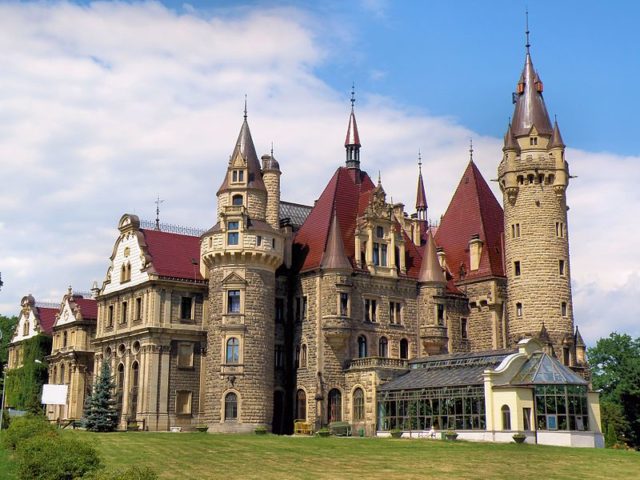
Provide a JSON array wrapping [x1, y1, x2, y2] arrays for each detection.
[[102, 230, 151, 295]]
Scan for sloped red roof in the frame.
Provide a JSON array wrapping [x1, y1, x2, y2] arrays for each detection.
[[293, 167, 425, 278], [141, 229, 204, 281], [434, 161, 505, 282], [74, 296, 98, 320], [294, 167, 375, 272], [37, 307, 58, 335]]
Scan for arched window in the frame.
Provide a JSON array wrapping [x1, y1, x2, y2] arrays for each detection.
[[60, 364, 65, 385], [130, 362, 139, 417], [52, 366, 57, 385], [63, 331, 68, 348], [301, 344, 307, 368], [378, 337, 388, 357], [358, 335, 367, 358], [400, 339, 409, 360], [232, 194, 243, 206], [296, 389, 307, 420], [226, 337, 240, 364], [328, 389, 342, 423], [352, 388, 365, 421], [225, 392, 238, 421], [502, 405, 511, 430], [23, 320, 29, 336]]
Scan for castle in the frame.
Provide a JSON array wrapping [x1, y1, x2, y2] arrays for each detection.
[[6, 36, 602, 447]]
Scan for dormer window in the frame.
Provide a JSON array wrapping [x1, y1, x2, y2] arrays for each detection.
[[376, 226, 384, 238], [530, 137, 538, 146], [231, 170, 245, 183]]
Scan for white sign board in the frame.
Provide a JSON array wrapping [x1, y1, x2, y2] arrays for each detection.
[[41, 384, 68, 405]]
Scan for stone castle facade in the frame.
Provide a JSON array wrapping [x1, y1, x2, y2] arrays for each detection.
[[8, 39, 589, 436]]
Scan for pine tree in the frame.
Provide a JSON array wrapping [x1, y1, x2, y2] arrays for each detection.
[[84, 361, 118, 432]]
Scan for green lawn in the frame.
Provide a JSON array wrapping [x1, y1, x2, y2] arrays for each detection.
[[2, 431, 639, 479]]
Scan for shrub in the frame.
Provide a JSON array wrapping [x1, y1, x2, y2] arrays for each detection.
[[85, 465, 158, 480], [254, 426, 267, 435], [2, 415, 58, 451], [16, 435, 101, 480]]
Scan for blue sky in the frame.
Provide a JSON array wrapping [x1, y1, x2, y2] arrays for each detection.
[[0, 0, 638, 346]]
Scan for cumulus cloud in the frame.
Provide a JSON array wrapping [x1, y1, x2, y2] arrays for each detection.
[[0, 2, 638, 346]]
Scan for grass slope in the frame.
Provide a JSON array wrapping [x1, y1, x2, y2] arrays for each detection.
[[55, 432, 639, 480]]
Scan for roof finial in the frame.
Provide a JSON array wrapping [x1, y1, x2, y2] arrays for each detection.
[[469, 137, 474, 162], [243, 94, 248, 119], [270, 141, 274, 157], [155, 195, 164, 231], [418, 149, 422, 172], [350, 82, 356, 111], [377, 170, 381, 186], [525, 8, 530, 53]]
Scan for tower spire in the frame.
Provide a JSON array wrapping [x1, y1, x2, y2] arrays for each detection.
[[345, 85, 361, 170], [416, 150, 428, 221], [525, 8, 530, 54], [243, 94, 248, 119], [511, 16, 552, 137]]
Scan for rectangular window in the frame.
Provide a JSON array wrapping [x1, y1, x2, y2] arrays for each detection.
[[437, 304, 445, 325], [232, 171, 238, 182], [514, 261, 521, 276], [275, 298, 284, 323], [227, 290, 241, 314], [389, 301, 402, 324], [376, 226, 384, 238], [227, 221, 239, 245], [177, 343, 194, 368], [523, 407, 532, 431], [176, 390, 192, 415], [256, 235, 262, 246], [134, 298, 142, 321], [561, 302, 567, 317], [275, 345, 284, 369], [381, 244, 388, 266], [461, 318, 468, 339], [107, 305, 114, 328], [339, 292, 349, 317], [272, 238, 276, 248], [365, 299, 377, 323], [296, 296, 307, 322], [559, 260, 565, 276], [516, 302, 523, 317], [239, 170, 244, 182], [120, 302, 128, 324], [511, 223, 521, 238], [373, 243, 380, 266], [555, 222, 565, 238], [180, 297, 193, 320]]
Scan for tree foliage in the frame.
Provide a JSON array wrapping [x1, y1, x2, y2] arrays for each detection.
[[588, 332, 640, 448], [0, 315, 19, 367], [84, 360, 118, 432], [4, 334, 51, 413]]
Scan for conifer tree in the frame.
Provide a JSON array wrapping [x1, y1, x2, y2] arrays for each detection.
[[84, 361, 118, 432]]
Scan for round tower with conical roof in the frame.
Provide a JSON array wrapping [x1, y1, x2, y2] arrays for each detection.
[[201, 110, 284, 432], [498, 36, 575, 365]]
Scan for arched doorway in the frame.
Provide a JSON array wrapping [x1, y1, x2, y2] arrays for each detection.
[[328, 389, 342, 424], [272, 390, 285, 434]]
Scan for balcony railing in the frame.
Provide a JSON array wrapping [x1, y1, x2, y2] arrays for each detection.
[[348, 356, 408, 370]]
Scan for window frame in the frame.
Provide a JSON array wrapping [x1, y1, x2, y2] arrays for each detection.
[[177, 342, 195, 369], [176, 390, 193, 416], [225, 337, 240, 364]]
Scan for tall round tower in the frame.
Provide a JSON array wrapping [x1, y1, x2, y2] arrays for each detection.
[[201, 111, 284, 432], [498, 37, 575, 364]]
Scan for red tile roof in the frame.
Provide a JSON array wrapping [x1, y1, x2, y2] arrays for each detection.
[[434, 161, 505, 282], [294, 167, 376, 272], [293, 167, 424, 279], [37, 307, 58, 335], [141, 229, 204, 281], [74, 296, 98, 320]]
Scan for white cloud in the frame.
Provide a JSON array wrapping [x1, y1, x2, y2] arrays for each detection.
[[0, 2, 638, 347]]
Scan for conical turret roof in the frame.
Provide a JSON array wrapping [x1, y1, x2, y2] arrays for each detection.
[[345, 109, 361, 147], [416, 168, 427, 211], [574, 326, 585, 348], [320, 208, 352, 271], [217, 116, 266, 194], [419, 230, 445, 283], [549, 120, 565, 148], [503, 122, 519, 151], [511, 50, 553, 137]]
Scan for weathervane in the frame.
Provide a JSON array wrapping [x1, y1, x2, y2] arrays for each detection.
[[350, 82, 356, 111], [155, 196, 164, 231], [469, 138, 474, 161]]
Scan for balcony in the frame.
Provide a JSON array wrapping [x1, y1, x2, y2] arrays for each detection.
[[348, 356, 408, 371]]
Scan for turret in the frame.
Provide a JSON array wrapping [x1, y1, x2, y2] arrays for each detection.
[[415, 152, 428, 221], [201, 108, 284, 433], [418, 230, 448, 355], [345, 86, 361, 171], [498, 28, 575, 362], [262, 152, 281, 230]]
